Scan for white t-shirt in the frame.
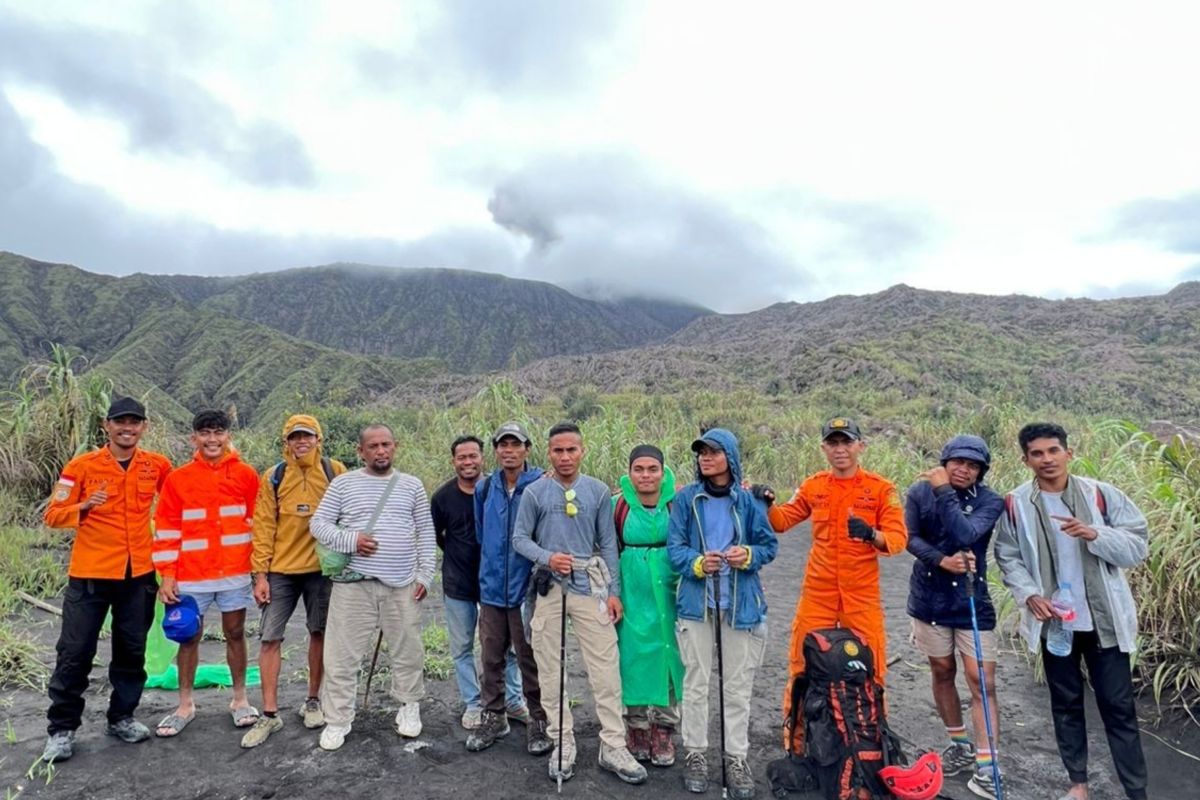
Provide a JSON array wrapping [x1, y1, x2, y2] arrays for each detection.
[[1042, 491, 1094, 632]]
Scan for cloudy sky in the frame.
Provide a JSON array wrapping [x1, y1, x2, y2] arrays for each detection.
[[2, 1, 1199, 312]]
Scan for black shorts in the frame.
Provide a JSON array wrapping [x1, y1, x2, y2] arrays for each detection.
[[258, 572, 332, 642]]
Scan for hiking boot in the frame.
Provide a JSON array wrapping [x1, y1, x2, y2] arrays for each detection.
[[240, 715, 283, 748], [683, 749, 709, 793], [319, 723, 350, 751], [726, 755, 756, 800], [506, 703, 533, 725], [41, 731, 75, 763], [626, 726, 651, 761], [941, 742, 977, 776], [394, 702, 422, 738], [526, 717, 553, 755], [104, 717, 151, 743], [461, 707, 483, 730], [650, 723, 676, 767], [548, 736, 577, 783], [599, 742, 648, 784], [968, 769, 1001, 800], [299, 698, 325, 729], [465, 711, 510, 751]]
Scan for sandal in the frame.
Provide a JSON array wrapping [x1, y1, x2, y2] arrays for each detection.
[[155, 710, 196, 738], [231, 705, 260, 728]]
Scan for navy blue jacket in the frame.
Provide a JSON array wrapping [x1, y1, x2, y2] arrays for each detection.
[[905, 480, 1004, 629], [667, 428, 778, 630], [475, 465, 544, 608]]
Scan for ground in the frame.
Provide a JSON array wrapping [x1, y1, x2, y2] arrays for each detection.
[[2, 526, 1197, 799]]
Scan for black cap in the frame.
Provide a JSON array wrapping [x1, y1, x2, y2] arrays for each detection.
[[821, 417, 862, 441], [690, 434, 725, 454], [106, 396, 147, 420], [491, 421, 531, 446]]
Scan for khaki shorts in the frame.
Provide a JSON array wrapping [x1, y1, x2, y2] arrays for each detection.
[[910, 618, 996, 661]]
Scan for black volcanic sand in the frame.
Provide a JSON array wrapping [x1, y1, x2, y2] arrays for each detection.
[[4, 524, 1197, 799]]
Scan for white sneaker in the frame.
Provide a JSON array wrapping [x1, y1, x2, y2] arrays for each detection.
[[395, 702, 422, 738], [461, 707, 483, 730], [319, 723, 351, 751]]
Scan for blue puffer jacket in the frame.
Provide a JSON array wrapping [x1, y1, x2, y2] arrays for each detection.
[[475, 465, 544, 608], [905, 473, 1004, 629], [667, 429, 778, 630]]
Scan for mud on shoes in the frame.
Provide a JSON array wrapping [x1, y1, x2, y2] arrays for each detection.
[[599, 743, 648, 785], [394, 702, 422, 738]]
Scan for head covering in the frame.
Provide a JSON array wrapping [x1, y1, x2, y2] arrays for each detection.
[[940, 434, 991, 479], [690, 428, 743, 494], [821, 417, 862, 441], [491, 421, 532, 446], [162, 596, 201, 644], [628, 444, 665, 466], [282, 413, 324, 463], [106, 396, 146, 420]]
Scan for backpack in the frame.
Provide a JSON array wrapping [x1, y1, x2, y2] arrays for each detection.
[[613, 495, 673, 553], [783, 628, 903, 800], [270, 457, 336, 505]]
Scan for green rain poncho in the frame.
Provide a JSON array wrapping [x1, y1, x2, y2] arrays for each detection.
[[615, 465, 684, 707]]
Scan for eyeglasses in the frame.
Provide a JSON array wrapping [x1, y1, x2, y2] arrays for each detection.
[[564, 488, 578, 518]]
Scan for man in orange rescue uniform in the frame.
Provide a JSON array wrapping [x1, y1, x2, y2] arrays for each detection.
[[153, 409, 260, 738], [40, 397, 173, 763], [753, 417, 907, 755]]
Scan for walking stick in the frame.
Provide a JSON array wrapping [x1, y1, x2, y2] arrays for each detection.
[[713, 570, 728, 800], [557, 584, 568, 794], [964, 558, 1004, 800], [362, 630, 384, 711]]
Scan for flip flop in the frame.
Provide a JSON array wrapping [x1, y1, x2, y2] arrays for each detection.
[[231, 705, 260, 728], [155, 710, 196, 738]]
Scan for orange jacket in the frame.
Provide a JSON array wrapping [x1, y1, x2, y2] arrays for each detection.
[[153, 451, 259, 587], [768, 468, 907, 612], [44, 446, 172, 579]]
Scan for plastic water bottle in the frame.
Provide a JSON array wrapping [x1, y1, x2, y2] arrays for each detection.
[[1046, 582, 1077, 657]]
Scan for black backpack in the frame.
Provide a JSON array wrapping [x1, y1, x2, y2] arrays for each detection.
[[270, 457, 336, 505], [776, 628, 903, 800]]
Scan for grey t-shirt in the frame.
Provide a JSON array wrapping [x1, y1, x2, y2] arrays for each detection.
[[512, 473, 620, 597]]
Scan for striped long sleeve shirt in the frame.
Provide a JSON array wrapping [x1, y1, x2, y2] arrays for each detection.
[[310, 468, 437, 590]]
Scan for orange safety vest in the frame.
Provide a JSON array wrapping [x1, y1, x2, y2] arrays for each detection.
[[153, 451, 259, 588], [44, 446, 172, 579]]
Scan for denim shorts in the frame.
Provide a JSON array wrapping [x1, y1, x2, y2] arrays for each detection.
[[185, 582, 254, 618]]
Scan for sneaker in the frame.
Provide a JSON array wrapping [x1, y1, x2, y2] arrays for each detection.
[[683, 749, 709, 793], [461, 707, 483, 730], [394, 702, 422, 737], [465, 710, 510, 751], [650, 723, 676, 767], [627, 726, 651, 761], [548, 736, 577, 783], [599, 742, 649, 785], [240, 715, 283, 748], [941, 742, 977, 776], [299, 698, 325, 729], [506, 703, 533, 725], [726, 755, 757, 800], [968, 769, 1001, 800], [526, 717, 553, 755], [104, 717, 151, 743], [41, 731, 75, 763], [319, 723, 351, 751]]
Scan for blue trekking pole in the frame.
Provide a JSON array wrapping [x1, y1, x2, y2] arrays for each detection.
[[964, 555, 1003, 800]]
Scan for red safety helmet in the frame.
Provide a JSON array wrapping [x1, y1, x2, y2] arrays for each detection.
[[878, 751, 944, 800]]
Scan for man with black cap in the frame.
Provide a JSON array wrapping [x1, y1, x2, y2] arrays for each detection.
[[905, 435, 1005, 799], [40, 397, 173, 762], [754, 417, 907, 757], [466, 421, 553, 755]]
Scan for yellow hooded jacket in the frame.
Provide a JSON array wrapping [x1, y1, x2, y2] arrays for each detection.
[[251, 414, 347, 574]]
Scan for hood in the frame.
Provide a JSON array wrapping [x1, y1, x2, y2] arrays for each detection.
[[504, 464, 545, 490], [940, 434, 991, 479], [191, 447, 242, 470], [692, 428, 743, 484], [281, 413, 325, 466], [618, 464, 677, 510]]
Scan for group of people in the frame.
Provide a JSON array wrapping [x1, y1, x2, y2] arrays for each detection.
[[39, 397, 1153, 800]]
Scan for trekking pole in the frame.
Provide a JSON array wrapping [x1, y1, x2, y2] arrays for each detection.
[[964, 557, 1003, 800], [362, 629, 384, 711], [557, 582, 568, 794], [713, 569, 728, 800]]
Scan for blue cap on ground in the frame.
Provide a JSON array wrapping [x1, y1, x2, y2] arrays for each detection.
[[163, 596, 201, 644]]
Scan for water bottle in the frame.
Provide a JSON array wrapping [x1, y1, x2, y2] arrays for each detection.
[[1046, 582, 1077, 657]]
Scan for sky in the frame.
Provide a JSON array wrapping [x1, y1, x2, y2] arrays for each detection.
[[2, 1, 1199, 313]]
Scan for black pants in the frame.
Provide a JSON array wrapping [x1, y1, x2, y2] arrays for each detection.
[[478, 603, 546, 720], [46, 570, 158, 734], [1042, 630, 1148, 800]]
